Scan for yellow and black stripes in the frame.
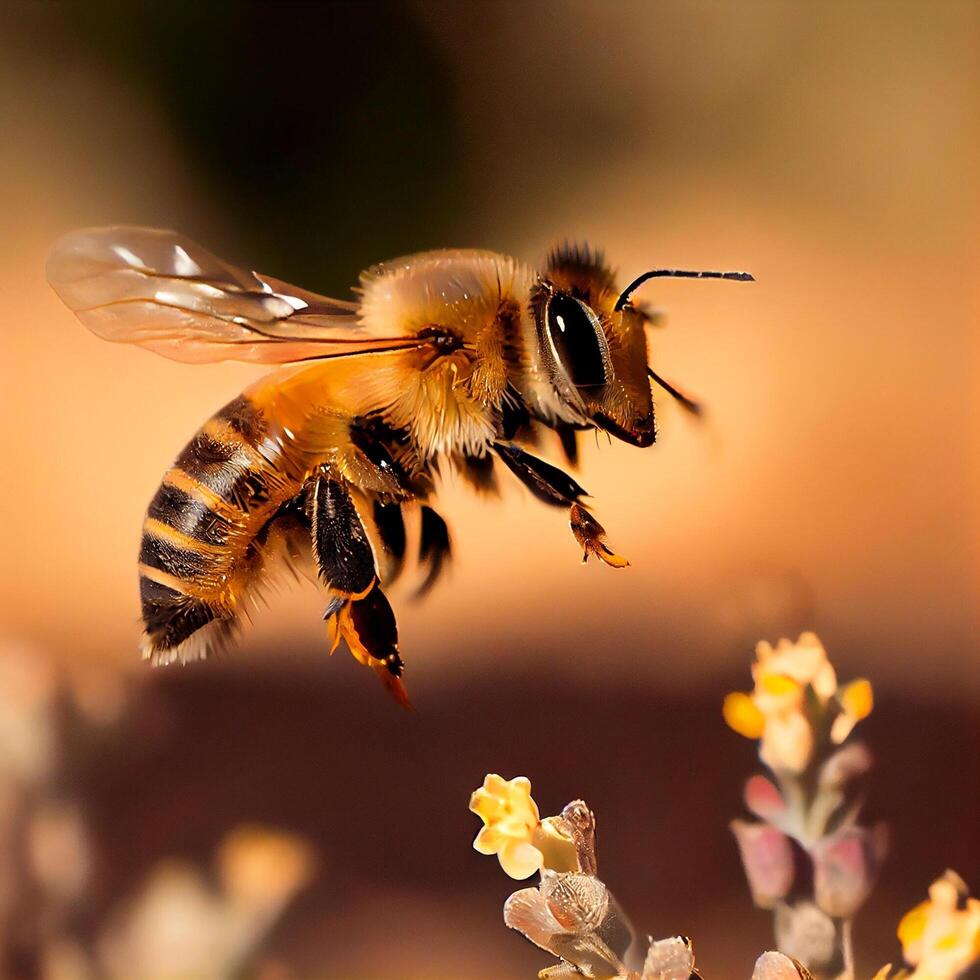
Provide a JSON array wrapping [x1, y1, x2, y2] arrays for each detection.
[[173, 421, 270, 511], [139, 522, 219, 583], [138, 395, 290, 659], [138, 576, 217, 655], [136, 385, 456, 697], [146, 482, 236, 547]]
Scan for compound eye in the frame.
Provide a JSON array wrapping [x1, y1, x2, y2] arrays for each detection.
[[546, 293, 608, 388]]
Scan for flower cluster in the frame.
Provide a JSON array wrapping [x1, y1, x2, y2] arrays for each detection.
[[725, 633, 886, 977], [895, 871, 980, 980], [100, 825, 315, 980], [0, 642, 315, 979], [469, 768, 978, 980], [723, 632, 873, 774], [470, 774, 648, 978]]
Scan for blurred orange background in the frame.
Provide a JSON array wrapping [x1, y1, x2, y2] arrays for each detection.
[[0, 2, 976, 978]]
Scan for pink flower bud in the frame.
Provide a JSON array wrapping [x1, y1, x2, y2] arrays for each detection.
[[812, 824, 888, 919], [744, 775, 787, 822], [731, 820, 795, 909]]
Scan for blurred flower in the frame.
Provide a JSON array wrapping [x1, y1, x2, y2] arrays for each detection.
[[754, 633, 838, 701], [64, 664, 129, 728], [751, 950, 814, 980], [723, 633, 872, 774], [818, 742, 873, 791], [26, 800, 91, 904], [728, 633, 884, 978], [730, 820, 795, 909], [743, 774, 787, 823], [0, 641, 58, 786], [217, 825, 316, 919], [898, 871, 980, 980], [773, 900, 841, 975], [99, 826, 315, 980], [830, 678, 874, 746], [811, 825, 888, 920], [98, 862, 230, 980]]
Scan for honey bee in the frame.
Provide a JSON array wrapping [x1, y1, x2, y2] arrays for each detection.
[[47, 228, 751, 706]]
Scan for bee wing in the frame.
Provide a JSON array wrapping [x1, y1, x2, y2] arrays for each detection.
[[46, 226, 423, 365]]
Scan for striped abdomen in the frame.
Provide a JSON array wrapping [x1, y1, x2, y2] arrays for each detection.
[[138, 395, 297, 663]]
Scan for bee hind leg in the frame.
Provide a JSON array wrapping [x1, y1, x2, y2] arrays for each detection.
[[307, 471, 410, 708]]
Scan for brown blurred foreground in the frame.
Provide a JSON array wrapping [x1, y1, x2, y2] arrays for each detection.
[[49, 654, 977, 979]]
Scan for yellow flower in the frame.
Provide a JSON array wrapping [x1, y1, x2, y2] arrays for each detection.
[[754, 633, 838, 704], [830, 677, 874, 744], [469, 775, 580, 880], [470, 774, 543, 879], [898, 871, 980, 980], [723, 692, 766, 739], [723, 633, 873, 774]]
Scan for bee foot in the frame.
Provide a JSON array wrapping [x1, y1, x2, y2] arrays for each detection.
[[569, 503, 630, 569], [324, 583, 412, 709]]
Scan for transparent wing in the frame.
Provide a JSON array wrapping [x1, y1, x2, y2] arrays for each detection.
[[46, 226, 423, 364]]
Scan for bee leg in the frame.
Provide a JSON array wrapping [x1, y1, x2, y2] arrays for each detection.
[[307, 472, 411, 708], [553, 422, 581, 467], [569, 503, 629, 569], [492, 442, 588, 507], [308, 471, 377, 595], [492, 442, 628, 567], [416, 505, 452, 597], [456, 452, 498, 496], [326, 582, 411, 710], [372, 500, 407, 584]]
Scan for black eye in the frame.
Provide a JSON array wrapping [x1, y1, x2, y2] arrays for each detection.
[[546, 293, 608, 388]]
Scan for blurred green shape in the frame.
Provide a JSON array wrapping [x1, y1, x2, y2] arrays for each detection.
[[69, 0, 464, 293]]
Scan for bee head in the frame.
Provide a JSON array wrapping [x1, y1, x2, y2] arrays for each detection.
[[532, 244, 656, 448]]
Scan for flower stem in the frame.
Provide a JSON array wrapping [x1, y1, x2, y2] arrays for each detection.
[[838, 918, 855, 980]]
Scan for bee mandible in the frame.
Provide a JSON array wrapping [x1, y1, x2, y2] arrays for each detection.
[[47, 228, 752, 706]]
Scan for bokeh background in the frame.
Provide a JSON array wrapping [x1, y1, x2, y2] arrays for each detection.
[[0, 1, 976, 977]]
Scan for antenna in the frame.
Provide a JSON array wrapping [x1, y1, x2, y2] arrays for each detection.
[[615, 268, 754, 311]]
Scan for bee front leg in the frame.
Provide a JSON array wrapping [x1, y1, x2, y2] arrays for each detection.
[[308, 471, 411, 709], [493, 442, 588, 507], [492, 442, 629, 569]]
